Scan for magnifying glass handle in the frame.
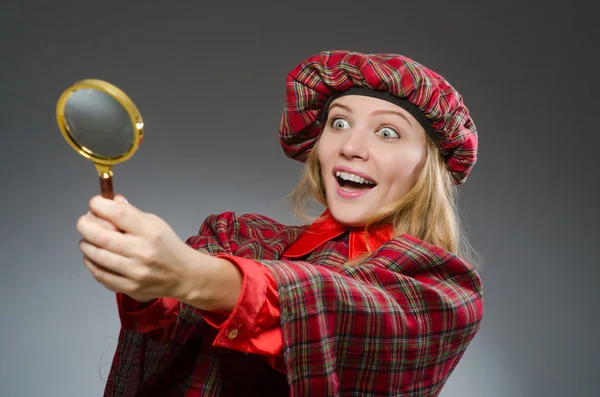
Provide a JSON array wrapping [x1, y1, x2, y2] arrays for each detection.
[[100, 173, 115, 200]]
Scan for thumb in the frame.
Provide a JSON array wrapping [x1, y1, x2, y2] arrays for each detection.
[[114, 194, 129, 204]]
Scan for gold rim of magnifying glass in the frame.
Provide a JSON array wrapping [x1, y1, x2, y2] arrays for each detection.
[[56, 79, 144, 172]]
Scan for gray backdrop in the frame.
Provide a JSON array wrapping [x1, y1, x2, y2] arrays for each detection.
[[1, 1, 598, 396]]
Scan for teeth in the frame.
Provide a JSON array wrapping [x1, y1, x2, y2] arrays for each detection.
[[335, 171, 375, 185]]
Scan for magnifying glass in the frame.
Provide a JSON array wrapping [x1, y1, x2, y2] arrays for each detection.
[[56, 79, 144, 199]]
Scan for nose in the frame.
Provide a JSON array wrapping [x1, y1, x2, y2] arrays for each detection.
[[340, 129, 369, 160]]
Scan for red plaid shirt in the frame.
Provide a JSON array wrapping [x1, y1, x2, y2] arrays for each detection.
[[105, 210, 483, 396]]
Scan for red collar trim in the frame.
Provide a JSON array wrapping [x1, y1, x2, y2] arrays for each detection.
[[283, 209, 394, 259]]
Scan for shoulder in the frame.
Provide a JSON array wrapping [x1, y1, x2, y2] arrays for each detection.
[[188, 211, 308, 258], [200, 211, 294, 230], [369, 234, 484, 317], [372, 233, 481, 282], [199, 211, 308, 240]]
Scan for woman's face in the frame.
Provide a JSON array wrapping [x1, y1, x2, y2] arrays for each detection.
[[317, 95, 428, 227]]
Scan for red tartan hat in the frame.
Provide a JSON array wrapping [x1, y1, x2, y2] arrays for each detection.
[[278, 50, 478, 185]]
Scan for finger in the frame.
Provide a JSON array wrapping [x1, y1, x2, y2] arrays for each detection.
[[88, 196, 147, 235], [79, 239, 141, 280], [86, 211, 119, 231], [81, 250, 125, 278], [83, 256, 138, 294], [77, 216, 140, 258]]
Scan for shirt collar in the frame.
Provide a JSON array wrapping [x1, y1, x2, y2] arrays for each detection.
[[283, 209, 394, 260]]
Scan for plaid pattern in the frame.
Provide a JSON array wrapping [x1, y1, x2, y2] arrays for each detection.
[[103, 211, 483, 396], [279, 50, 478, 185]]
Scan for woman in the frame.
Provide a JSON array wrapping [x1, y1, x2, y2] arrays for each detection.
[[77, 50, 483, 396]]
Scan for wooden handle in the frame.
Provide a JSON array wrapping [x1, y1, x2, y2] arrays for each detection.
[[100, 174, 114, 200]]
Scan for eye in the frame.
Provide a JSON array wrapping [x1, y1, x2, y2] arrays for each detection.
[[330, 117, 350, 130], [375, 127, 400, 139]]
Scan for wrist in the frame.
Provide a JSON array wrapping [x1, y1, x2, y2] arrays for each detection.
[[178, 249, 243, 313]]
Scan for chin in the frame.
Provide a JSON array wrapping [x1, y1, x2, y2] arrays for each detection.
[[327, 203, 369, 227]]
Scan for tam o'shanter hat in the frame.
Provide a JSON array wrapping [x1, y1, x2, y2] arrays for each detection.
[[278, 50, 478, 185]]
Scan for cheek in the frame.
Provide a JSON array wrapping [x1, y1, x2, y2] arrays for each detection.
[[380, 150, 426, 188], [317, 135, 336, 167], [317, 146, 327, 170]]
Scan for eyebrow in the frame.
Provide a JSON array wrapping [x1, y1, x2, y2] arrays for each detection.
[[328, 103, 413, 128]]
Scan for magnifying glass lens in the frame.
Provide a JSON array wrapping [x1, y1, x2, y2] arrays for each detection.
[[64, 89, 134, 158]]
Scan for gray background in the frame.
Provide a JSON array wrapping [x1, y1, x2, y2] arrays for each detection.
[[1, 1, 597, 396]]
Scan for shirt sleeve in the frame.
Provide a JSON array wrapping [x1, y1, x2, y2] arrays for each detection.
[[115, 255, 285, 371], [116, 294, 180, 345], [199, 254, 285, 372]]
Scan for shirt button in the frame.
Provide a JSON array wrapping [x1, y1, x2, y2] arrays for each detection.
[[228, 329, 239, 339]]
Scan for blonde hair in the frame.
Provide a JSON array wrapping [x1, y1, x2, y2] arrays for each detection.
[[289, 137, 482, 269]]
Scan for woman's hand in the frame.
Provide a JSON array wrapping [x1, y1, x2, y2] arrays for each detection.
[[77, 195, 202, 303]]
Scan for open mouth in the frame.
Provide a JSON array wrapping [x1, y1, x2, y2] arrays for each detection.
[[335, 171, 377, 191]]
